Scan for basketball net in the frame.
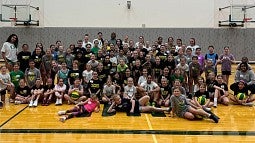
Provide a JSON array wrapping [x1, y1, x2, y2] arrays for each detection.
[[243, 18, 252, 28], [9, 18, 17, 26]]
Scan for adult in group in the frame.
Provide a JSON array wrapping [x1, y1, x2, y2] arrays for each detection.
[[1, 34, 19, 71]]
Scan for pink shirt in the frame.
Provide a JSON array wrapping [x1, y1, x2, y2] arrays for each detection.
[[84, 99, 98, 112]]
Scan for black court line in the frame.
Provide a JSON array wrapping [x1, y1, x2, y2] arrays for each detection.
[[0, 105, 28, 128], [1, 129, 255, 136]]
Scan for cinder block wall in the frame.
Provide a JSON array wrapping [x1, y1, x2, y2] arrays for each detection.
[[0, 27, 254, 61]]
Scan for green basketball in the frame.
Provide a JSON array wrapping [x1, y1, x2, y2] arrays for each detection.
[[197, 96, 206, 105], [237, 93, 246, 100], [71, 91, 79, 100]]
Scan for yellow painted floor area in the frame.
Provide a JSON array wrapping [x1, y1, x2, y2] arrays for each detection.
[[1, 64, 255, 142]]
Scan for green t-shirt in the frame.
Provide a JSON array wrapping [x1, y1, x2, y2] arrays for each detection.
[[10, 70, 25, 88]]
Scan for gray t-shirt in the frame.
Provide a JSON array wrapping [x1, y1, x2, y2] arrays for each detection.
[[0, 73, 11, 90], [103, 85, 115, 97], [25, 68, 41, 88], [170, 94, 189, 117]]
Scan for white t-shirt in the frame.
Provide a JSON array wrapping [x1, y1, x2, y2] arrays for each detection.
[[54, 84, 67, 93], [186, 45, 200, 55], [138, 76, 147, 85], [1, 42, 18, 62], [124, 85, 137, 98], [82, 70, 93, 81], [140, 81, 158, 92], [0, 73, 11, 90], [82, 41, 93, 49]]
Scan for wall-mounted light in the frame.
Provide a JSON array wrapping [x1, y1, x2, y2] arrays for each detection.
[[127, 1, 131, 9]]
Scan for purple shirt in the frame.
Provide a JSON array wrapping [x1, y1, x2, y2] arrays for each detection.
[[219, 54, 234, 71]]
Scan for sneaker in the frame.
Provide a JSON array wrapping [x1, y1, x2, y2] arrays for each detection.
[[242, 102, 254, 106], [59, 99, 62, 105], [55, 99, 60, 105], [209, 114, 219, 123], [9, 99, 14, 103], [46, 99, 51, 106], [58, 110, 66, 116], [0, 101, 3, 108], [42, 99, 46, 106], [29, 101, 33, 107], [59, 116, 66, 122], [203, 107, 211, 111], [33, 100, 38, 107], [15, 100, 22, 105]]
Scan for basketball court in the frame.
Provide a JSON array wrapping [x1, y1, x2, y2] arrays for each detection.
[[1, 0, 255, 143]]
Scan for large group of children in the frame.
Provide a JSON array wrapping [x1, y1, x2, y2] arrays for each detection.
[[1, 33, 255, 123]]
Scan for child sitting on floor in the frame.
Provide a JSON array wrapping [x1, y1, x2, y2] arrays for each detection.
[[58, 94, 100, 122]]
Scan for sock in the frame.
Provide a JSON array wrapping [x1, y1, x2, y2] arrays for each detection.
[[214, 98, 217, 106]]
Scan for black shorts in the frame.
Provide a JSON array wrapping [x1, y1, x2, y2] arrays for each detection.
[[77, 105, 91, 117], [222, 71, 231, 75]]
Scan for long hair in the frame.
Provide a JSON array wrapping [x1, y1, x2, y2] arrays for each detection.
[[6, 34, 18, 47]]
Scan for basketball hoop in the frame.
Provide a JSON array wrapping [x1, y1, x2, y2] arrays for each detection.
[[243, 18, 252, 22], [9, 18, 17, 26]]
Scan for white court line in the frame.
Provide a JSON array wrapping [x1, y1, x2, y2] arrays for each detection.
[[145, 114, 158, 143]]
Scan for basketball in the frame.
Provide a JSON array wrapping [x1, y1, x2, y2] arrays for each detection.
[[71, 91, 79, 100], [237, 93, 246, 100], [197, 96, 206, 105]]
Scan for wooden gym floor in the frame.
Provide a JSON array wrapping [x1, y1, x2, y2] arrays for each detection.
[[1, 65, 255, 143]]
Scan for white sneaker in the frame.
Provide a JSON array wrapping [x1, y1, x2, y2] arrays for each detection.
[[59, 116, 66, 122], [204, 107, 211, 111], [59, 99, 62, 105], [55, 99, 59, 105], [33, 100, 38, 107], [58, 110, 66, 116], [29, 101, 33, 107], [15, 100, 22, 105]]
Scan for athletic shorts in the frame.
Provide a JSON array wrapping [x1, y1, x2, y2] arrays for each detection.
[[222, 71, 231, 75]]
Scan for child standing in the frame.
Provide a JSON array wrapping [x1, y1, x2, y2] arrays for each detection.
[[188, 56, 201, 93], [218, 46, 235, 85], [58, 94, 100, 122]]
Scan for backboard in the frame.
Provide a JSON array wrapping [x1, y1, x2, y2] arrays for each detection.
[[0, 4, 39, 26], [218, 4, 255, 27]]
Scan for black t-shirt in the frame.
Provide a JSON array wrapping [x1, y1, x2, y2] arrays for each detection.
[[194, 90, 210, 99], [206, 79, 218, 92], [154, 63, 164, 77], [31, 54, 43, 69], [32, 85, 44, 91], [160, 85, 172, 99], [215, 82, 228, 91], [88, 78, 103, 93], [16, 86, 31, 97], [44, 84, 55, 92], [97, 69, 107, 84], [17, 51, 31, 72], [233, 87, 249, 96], [68, 69, 82, 85]]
